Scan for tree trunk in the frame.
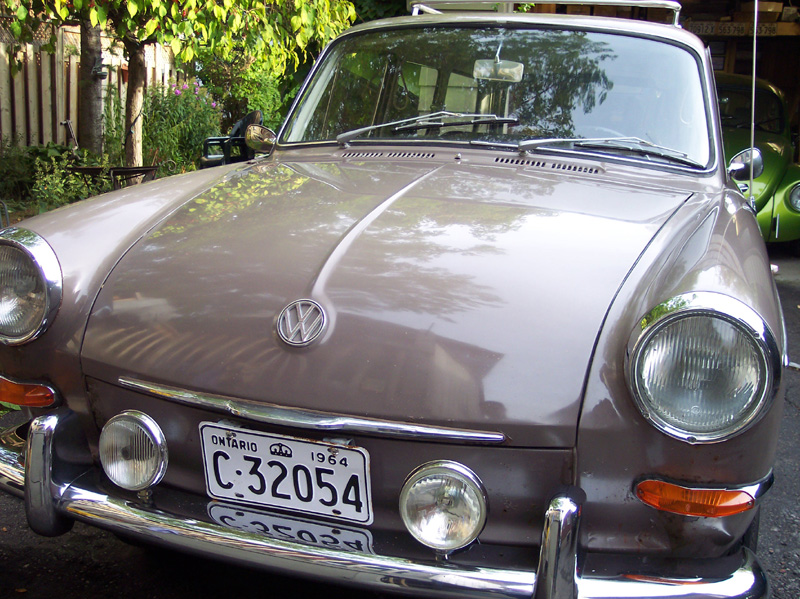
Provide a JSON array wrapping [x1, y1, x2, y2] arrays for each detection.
[[78, 20, 103, 155], [123, 38, 147, 167]]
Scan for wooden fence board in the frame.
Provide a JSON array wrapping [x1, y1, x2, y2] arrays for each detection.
[[0, 28, 174, 147], [11, 48, 24, 142], [0, 44, 11, 142]]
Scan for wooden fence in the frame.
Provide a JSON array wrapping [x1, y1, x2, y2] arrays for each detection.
[[0, 24, 178, 147]]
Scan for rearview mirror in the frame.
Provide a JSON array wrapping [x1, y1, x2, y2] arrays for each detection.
[[473, 59, 524, 83], [728, 147, 764, 181], [245, 124, 277, 154]]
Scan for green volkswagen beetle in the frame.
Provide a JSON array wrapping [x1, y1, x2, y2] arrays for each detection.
[[717, 73, 800, 245]]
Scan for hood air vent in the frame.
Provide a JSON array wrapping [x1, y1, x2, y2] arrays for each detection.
[[386, 151, 435, 159], [342, 151, 436, 159], [495, 156, 600, 175], [342, 151, 385, 159]]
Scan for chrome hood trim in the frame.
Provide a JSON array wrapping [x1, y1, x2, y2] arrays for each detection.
[[118, 376, 505, 444]]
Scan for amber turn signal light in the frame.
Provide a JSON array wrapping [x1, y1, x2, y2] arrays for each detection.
[[635, 479, 755, 518], [0, 375, 56, 407]]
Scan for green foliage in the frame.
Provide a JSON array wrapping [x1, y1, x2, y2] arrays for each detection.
[[102, 83, 126, 167], [4, 0, 356, 167], [193, 51, 286, 132], [103, 79, 222, 175], [32, 154, 111, 212], [0, 138, 113, 217], [350, 0, 407, 22], [3, 0, 357, 78], [0, 137, 36, 213], [142, 81, 222, 176]]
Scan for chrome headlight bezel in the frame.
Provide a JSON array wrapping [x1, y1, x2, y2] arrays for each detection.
[[99, 411, 169, 491], [399, 460, 488, 552], [0, 228, 62, 345], [787, 183, 800, 212], [627, 292, 782, 444]]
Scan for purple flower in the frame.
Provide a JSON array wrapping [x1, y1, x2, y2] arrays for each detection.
[[182, 83, 189, 90], [211, 102, 217, 108], [194, 88, 199, 95], [174, 88, 182, 95]]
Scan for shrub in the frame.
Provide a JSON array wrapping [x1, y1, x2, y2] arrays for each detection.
[[31, 153, 112, 212], [0, 137, 37, 214], [143, 81, 222, 177], [193, 52, 290, 132], [0, 139, 112, 219], [103, 80, 222, 177]]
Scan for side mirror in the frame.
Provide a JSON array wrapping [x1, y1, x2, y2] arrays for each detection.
[[245, 125, 277, 155], [728, 147, 764, 181]]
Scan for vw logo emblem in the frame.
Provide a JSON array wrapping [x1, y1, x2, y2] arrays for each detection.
[[277, 299, 326, 347]]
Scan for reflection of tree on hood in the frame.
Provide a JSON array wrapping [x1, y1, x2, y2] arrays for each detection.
[[512, 31, 616, 137]]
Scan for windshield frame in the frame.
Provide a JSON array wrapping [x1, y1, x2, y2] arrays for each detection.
[[275, 19, 719, 174]]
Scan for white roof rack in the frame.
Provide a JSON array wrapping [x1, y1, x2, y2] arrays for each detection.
[[409, 0, 682, 26]]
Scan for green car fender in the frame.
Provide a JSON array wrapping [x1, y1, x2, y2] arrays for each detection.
[[770, 163, 800, 242]]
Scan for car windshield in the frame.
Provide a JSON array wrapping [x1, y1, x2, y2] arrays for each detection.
[[282, 26, 712, 167], [717, 85, 785, 134]]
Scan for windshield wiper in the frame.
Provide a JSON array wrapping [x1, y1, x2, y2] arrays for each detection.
[[336, 112, 514, 146], [394, 114, 519, 132], [517, 136, 704, 168], [574, 138, 705, 168]]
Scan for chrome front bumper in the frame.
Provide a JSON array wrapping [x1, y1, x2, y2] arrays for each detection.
[[0, 411, 770, 599]]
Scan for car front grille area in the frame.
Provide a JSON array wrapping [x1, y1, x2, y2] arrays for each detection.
[[84, 376, 573, 559]]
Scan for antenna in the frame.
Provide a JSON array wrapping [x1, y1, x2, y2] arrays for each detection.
[[749, 0, 758, 208]]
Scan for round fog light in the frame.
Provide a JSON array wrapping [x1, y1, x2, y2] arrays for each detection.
[[99, 411, 168, 491], [399, 461, 487, 552]]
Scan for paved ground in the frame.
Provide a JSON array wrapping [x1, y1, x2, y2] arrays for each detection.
[[0, 246, 798, 598], [759, 246, 800, 598]]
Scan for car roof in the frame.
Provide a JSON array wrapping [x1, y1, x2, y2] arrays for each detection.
[[714, 72, 787, 102], [344, 12, 708, 57]]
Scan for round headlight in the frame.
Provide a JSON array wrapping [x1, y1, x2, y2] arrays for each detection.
[[629, 293, 780, 443], [399, 461, 487, 552], [788, 184, 800, 212], [99, 411, 168, 491], [0, 228, 62, 345]]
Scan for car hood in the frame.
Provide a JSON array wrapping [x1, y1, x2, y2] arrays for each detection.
[[81, 156, 689, 447], [722, 127, 790, 209]]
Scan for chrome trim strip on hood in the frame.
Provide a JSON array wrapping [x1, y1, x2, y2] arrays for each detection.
[[118, 377, 506, 444]]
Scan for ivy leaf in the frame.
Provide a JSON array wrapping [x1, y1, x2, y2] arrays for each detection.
[[171, 37, 182, 56], [128, 1, 138, 17], [16, 4, 28, 21]]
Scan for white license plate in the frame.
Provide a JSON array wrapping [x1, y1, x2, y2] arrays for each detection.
[[200, 423, 373, 524], [208, 502, 374, 554]]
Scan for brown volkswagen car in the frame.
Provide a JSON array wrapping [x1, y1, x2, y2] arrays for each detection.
[[0, 2, 785, 597]]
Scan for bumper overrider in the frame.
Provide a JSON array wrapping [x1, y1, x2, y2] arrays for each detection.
[[0, 410, 770, 599]]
